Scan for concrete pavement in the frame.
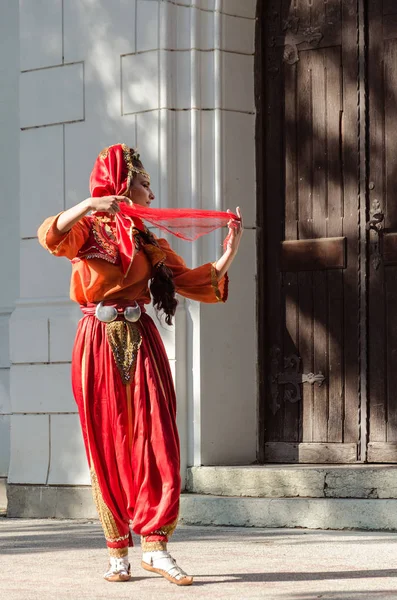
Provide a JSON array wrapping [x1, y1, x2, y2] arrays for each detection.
[[1, 518, 397, 599]]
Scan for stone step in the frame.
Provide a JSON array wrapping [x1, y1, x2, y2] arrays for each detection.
[[186, 465, 397, 498], [179, 494, 397, 531], [6, 482, 397, 530]]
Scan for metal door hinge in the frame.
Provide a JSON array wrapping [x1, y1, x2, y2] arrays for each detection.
[[269, 346, 326, 415]]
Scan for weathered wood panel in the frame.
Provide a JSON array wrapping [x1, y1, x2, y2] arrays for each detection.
[[383, 0, 397, 15], [383, 233, 397, 265], [265, 442, 357, 463], [386, 267, 397, 442], [261, 0, 360, 462], [367, 443, 397, 462], [281, 237, 346, 271]]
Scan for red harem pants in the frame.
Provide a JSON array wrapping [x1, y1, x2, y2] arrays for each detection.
[[71, 311, 181, 555]]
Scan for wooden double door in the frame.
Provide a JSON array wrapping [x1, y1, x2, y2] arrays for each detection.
[[258, 0, 397, 463]]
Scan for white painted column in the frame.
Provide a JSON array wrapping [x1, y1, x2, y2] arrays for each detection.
[[185, 0, 258, 465], [0, 1, 19, 481]]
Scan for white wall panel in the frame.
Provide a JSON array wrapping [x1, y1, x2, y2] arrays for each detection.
[[175, 111, 192, 210], [221, 14, 255, 54], [0, 0, 18, 483], [0, 415, 10, 476], [221, 0, 256, 18], [137, 0, 160, 52], [0, 369, 11, 414], [8, 414, 49, 484], [49, 312, 80, 363], [0, 0, 19, 311], [122, 51, 160, 114], [0, 316, 10, 369], [20, 63, 85, 129], [200, 110, 216, 211], [11, 364, 75, 414], [20, 0, 62, 71], [63, 0, 136, 63], [176, 5, 191, 50], [222, 111, 256, 228], [48, 414, 90, 485], [174, 51, 191, 109], [136, 110, 160, 201], [197, 8, 215, 50], [21, 239, 71, 299], [20, 126, 64, 238], [222, 53, 254, 113], [199, 51, 215, 108], [10, 317, 48, 364], [197, 0, 215, 9], [64, 116, 137, 209]]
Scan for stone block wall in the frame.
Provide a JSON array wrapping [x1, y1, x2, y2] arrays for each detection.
[[0, 0, 19, 480], [6, 0, 258, 507]]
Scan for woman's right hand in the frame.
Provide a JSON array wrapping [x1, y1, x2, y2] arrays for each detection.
[[56, 196, 132, 234], [87, 195, 131, 215]]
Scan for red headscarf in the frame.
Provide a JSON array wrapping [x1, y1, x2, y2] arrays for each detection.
[[89, 144, 239, 274]]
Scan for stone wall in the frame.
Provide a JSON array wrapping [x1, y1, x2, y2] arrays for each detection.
[[0, 0, 19, 480], [6, 0, 257, 512]]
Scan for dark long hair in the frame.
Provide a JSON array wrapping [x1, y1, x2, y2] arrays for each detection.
[[139, 229, 178, 326]]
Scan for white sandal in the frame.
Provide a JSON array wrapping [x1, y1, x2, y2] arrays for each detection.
[[141, 550, 193, 586], [104, 556, 131, 582]]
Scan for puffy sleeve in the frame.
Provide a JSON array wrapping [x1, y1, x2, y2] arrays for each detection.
[[37, 213, 91, 260], [157, 238, 228, 304]]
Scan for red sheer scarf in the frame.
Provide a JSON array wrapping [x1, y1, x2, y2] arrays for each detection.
[[115, 206, 238, 275], [119, 204, 236, 241], [89, 144, 239, 274]]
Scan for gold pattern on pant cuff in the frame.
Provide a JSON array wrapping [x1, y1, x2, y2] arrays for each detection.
[[91, 469, 126, 543], [141, 539, 168, 552], [108, 547, 129, 558]]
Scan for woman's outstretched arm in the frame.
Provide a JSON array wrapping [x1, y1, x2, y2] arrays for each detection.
[[214, 206, 243, 280], [56, 196, 130, 233]]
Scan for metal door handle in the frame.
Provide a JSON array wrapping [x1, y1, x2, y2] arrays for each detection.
[[367, 200, 384, 269], [366, 207, 384, 232]]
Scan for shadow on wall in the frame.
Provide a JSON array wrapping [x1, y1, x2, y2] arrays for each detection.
[[45, 0, 161, 211]]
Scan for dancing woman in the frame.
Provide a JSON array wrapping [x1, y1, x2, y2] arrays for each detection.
[[38, 144, 243, 586]]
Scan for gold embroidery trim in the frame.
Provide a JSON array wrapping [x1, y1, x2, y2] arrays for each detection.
[[106, 321, 142, 385], [141, 515, 179, 551], [91, 218, 119, 261], [90, 469, 127, 543], [151, 517, 179, 538], [211, 263, 223, 302], [108, 547, 129, 558], [141, 539, 167, 552]]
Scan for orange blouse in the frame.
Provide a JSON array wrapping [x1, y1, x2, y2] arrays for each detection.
[[37, 214, 228, 306]]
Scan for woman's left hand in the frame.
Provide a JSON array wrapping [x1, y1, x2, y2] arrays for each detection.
[[225, 206, 244, 255]]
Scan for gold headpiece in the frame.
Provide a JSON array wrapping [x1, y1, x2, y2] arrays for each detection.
[[98, 143, 149, 189]]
